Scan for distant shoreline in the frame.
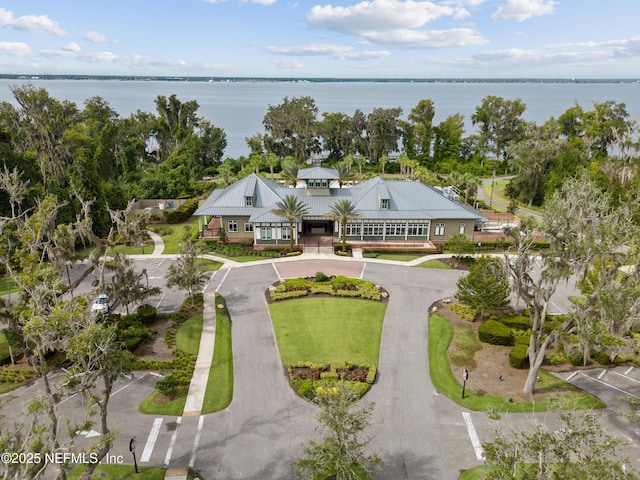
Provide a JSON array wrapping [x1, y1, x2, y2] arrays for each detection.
[[1, 74, 638, 84]]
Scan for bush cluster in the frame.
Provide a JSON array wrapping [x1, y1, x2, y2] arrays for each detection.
[[478, 320, 514, 346], [449, 303, 477, 322], [162, 199, 199, 224], [269, 275, 384, 301], [509, 344, 529, 369], [287, 360, 377, 400], [0, 367, 32, 383]]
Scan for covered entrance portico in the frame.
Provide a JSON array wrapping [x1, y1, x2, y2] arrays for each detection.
[[303, 219, 334, 235]]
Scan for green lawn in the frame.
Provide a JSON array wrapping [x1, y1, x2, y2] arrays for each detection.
[[415, 259, 451, 269], [196, 258, 223, 271], [202, 295, 234, 414], [68, 464, 166, 479], [269, 297, 387, 366], [208, 253, 274, 263], [148, 217, 200, 254], [363, 253, 424, 262], [458, 465, 484, 480], [428, 313, 605, 412], [175, 313, 203, 356]]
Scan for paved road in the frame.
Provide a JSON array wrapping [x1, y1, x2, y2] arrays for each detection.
[[3, 256, 640, 480]]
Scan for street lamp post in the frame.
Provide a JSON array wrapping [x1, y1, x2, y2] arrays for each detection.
[[141, 241, 145, 255], [178, 241, 182, 254], [65, 261, 73, 298], [462, 368, 469, 399]]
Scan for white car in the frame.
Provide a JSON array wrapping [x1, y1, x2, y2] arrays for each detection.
[[91, 294, 115, 314]]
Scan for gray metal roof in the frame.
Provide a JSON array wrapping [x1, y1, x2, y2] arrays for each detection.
[[297, 167, 340, 180], [195, 173, 487, 223]]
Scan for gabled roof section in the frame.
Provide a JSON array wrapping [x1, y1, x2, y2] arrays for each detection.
[[297, 167, 339, 180], [194, 174, 282, 216]]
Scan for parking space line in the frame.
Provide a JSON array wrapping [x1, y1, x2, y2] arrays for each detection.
[[189, 415, 205, 468], [578, 372, 640, 399], [462, 412, 484, 460], [164, 416, 182, 466], [154, 293, 166, 310], [613, 371, 640, 385], [140, 418, 163, 462], [359, 262, 366, 279], [598, 369, 607, 379], [625, 367, 634, 376], [202, 271, 217, 293]]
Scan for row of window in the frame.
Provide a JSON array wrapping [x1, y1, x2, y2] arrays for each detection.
[[228, 220, 465, 237], [344, 223, 431, 236], [307, 179, 329, 188]]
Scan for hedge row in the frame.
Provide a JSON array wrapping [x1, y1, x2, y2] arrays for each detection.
[[478, 320, 513, 346], [509, 344, 529, 369], [270, 275, 384, 302]]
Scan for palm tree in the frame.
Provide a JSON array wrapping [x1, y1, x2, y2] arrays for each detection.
[[335, 161, 354, 187], [280, 157, 299, 187], [328, 199, 362, 252], [270, 194, 310, 252]]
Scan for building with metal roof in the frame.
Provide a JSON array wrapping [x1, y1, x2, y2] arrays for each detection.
[[195, 168, 487, 248]]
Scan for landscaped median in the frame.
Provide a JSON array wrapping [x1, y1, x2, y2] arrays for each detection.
[[428, 312, 605, 412], [138, 293, 233, 416], [268, 274, 387, 400]]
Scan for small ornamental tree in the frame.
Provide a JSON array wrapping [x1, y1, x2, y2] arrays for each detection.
[[455, 255, 510, 319], [294, 381, 381, 480], [166, 241, 209, 301]]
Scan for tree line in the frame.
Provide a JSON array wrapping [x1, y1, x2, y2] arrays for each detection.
[[2, 84, 639, 240]]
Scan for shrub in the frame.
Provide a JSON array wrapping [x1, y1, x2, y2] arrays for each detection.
[[156, 374, 181, 396], [291, 379, 315, 399], [163, 199, 199, 224], [137, 304, 157, 324], [449, 303, 477, 322], [270, 290, 309, 301], [320, 371, 339, 380], [310, 284, 335, 295], [365, 365, 377, 384], [314, 271, 329, 282], [509, 344, 529, 368], [478, 320, 514, 346], [283, 278, 311, 290], [499, 315, 531, 330]]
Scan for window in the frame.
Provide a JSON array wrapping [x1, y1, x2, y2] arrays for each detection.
[[407, 224, 429, 236], [459, 223, 466, 235], [245, 196, 253, 207], [345, 223, 361, 236], [244, 222, 254, 233], [260, 227, 272, 240], [434, 223, 445, 236], [227, 220, 238, 233], [385, 223, 406, 236], [380, 198, 389, 210], [281, 226, 290, 240], [308, 179, 328, 188], [363, 223, 384, 236]]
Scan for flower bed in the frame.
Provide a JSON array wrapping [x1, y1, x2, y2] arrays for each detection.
[[268, 274, 388, 302]]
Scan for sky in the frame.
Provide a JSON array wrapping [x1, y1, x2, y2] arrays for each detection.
[[1, 0, 640, 79]]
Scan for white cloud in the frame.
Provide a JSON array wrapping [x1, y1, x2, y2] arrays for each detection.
[[0, 8, 66, 36], [491, 0, 556, 22], [444, 0, 487, 5], [62, 42, 81, 52], [306, 0, 485, 49], [308, 0, 460, 34], [365, 28, 486, 49], [84, 30, 114, 43], [266, 43, 390, 60], [0, 41, 33, 57]]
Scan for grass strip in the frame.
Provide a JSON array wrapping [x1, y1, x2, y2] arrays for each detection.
[[202, 294, 234, 414]]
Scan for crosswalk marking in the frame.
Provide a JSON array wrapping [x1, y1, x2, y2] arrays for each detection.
[[164, 417, 182, 466], [140, 418, 163, 462]]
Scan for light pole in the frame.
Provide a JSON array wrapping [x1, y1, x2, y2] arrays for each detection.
[[462, 368, 469, 399], [178, 241, 182, 254], [141, 241, 145, 254], [65, 261, 73, 298]]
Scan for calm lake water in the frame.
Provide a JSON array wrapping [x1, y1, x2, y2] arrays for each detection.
[[1, 79, 639, 159]]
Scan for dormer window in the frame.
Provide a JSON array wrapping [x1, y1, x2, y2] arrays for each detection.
[[245, 196, 253, 207], [380, 198, 389, 210]]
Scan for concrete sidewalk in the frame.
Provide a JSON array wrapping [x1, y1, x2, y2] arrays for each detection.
[[182, 292, 217, 416]]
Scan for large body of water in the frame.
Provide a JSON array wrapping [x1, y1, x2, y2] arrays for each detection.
[[1, 79, 639, 159]]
